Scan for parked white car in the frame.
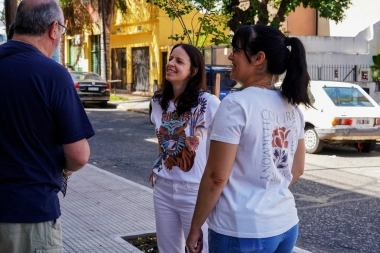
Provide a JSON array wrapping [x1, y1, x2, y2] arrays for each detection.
[[301, 81, 380, 153]]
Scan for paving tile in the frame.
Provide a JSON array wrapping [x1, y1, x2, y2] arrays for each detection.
[[60, 164, 154, 252]]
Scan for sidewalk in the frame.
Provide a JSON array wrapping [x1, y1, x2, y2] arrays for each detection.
[[109, 90, 151, 114], [60, 164, 155, 253], [60, 164, 311, 253]]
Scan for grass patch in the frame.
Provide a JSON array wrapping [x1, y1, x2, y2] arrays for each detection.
[[109, 94, 129, 101]]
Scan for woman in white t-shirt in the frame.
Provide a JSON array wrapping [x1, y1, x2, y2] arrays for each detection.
[[150, 43, 220, 252], [186, 25, 313, 253]]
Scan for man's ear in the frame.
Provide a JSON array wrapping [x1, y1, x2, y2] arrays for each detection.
[[48, 21, 60, 40]]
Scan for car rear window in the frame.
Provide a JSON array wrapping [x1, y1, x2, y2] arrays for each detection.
[[323, 87, 374, 107], [70, 73, 103, 81]]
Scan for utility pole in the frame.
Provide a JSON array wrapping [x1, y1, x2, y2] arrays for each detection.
[[4, 0, 17, 35]]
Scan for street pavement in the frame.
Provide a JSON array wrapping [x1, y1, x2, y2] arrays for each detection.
[[60, 164, 310, 253], [60, 91, 311, 252]]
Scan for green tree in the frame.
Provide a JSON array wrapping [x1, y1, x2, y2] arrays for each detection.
[[60, 0, 127, 79], [146, 0, 232, 49], [370, 54, 380, 83], [222, 0, 352, 32], [60, 0, 94, 68]]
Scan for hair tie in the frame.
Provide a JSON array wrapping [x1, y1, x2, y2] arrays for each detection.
[[285, 36, 290, 46]]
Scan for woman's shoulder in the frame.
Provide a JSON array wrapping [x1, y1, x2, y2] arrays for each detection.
[[199, 91, 220, 102], [152, 90, 163, 101]]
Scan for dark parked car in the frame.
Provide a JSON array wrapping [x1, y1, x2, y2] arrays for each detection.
[[205, 65, 241, 100], [69, 71, 110, 108]]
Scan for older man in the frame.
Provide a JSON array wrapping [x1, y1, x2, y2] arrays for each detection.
[[0, 0, 95, 252]]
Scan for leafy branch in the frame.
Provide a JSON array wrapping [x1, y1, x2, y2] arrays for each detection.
[[146, 0, 232, 49]]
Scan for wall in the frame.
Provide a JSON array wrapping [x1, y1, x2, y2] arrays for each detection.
[[285, 6, 316, 36], [300, 20, 380, 102], [296, 20, 380, 67]]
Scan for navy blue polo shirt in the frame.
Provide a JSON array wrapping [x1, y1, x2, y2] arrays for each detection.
[[0, 41, 95, 223]]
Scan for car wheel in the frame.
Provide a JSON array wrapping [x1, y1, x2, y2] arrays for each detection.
[[99, 102, 108, 108], [354, 141, 376, 153], [304, 126, 324, 154]]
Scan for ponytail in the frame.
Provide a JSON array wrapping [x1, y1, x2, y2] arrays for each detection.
[[281, 37, 312, 107]]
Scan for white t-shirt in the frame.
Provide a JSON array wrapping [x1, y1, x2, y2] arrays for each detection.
[[151, 92, 220, 183], [207, 87, 305, 238]]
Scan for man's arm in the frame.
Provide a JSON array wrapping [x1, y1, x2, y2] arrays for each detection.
[[63, 138, 90, 172]]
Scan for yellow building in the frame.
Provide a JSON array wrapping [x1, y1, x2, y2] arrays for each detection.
[[109, 0, 215, 94]]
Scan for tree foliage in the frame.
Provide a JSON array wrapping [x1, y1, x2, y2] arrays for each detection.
[[370, 54, 380, 83], [222, 0, 352, 32], [60, 0, 127, 76], [146, 0, 232, 49], [60, 0, 95, 37]]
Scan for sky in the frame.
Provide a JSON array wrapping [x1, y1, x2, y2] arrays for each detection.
[[328, 0, 380, 37]]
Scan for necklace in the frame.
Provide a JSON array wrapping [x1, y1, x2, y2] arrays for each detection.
[[249, 81, 275, 90]]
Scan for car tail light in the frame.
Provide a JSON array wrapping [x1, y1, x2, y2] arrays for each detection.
[[375, 118, 380, 125], [332, 118, 353, 126], [105, 83, 110, 91], [74, 83, 80, 91]]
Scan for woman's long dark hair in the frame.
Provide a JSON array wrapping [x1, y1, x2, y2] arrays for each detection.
[[153, 44, 207, 115], [232, 25, 312, 107]]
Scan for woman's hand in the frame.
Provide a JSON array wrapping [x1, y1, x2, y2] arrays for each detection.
[[186, 228, 203, 253]]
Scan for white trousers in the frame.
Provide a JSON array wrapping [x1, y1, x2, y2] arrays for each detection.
[[153, 176, 209, 253]]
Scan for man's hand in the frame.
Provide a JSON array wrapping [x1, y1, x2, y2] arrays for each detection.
[[186, 228, 203, 253]]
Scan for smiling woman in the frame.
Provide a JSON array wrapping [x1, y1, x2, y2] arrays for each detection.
[[150, 43, 220, 252]]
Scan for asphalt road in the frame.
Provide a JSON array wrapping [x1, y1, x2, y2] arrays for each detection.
[[292, 144, 380, 253], [86, 107, 157, 187], [85, 108, 380, 253]]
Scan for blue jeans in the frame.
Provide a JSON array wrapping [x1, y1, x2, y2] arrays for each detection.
[[208, 223, 299, 253]]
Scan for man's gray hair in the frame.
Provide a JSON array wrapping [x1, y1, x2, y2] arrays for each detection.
[[14, 0, 63, 36]]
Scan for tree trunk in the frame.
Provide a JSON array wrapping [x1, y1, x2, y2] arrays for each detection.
[[104, 24, 111, 81], [4, 0, 17, 35], [60, 35, 66, 66], [100, 15, 107, 79]]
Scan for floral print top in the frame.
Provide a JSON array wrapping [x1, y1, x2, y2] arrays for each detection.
[[150, 92, 220, 183]]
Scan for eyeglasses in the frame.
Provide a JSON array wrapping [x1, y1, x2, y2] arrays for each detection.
[[231, 47, 244, 56], [57, 22, 67, 35]]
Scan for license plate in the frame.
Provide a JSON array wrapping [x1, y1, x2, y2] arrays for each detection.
[[88, 87, 99, 91], [356, 118, 370, 124]]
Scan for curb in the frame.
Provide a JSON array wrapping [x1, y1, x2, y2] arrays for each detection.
[[293, 246, 312, 253], [127, 108, 149, 114]]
